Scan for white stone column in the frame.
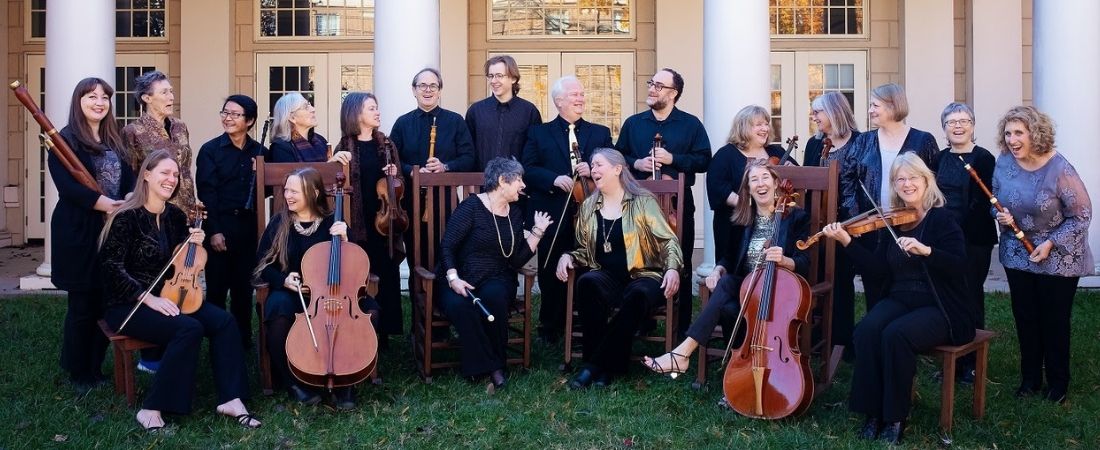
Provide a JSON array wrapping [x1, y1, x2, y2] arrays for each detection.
[[901, 0, 954, 147], [701, 0, 770, 275], [969, 0, 1022, 150], [180, 0, 231, 149], [1033, 0, 1100, 280], [375, 0, 440, 135], [33, 0, 114, 286]]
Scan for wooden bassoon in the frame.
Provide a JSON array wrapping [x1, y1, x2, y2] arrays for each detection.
[[10, 81, 104, 195]]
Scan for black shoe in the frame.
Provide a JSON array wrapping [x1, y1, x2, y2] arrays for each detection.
[[856, 416, 882, 440], [1044, 387, 1067, 404], [333, 386, 356, 410], [490, 370, 507, 390], [879, 421, 905, 445], [570, 369, 596, 390], [1015, 381, 1041, 398], [287, 384, 321, 406], [593, 372, 613, 388]]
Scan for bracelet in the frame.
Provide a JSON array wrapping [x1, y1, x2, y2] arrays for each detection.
[[446, 272, 459, 282]]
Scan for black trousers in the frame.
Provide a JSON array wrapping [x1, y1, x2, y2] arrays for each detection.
[[831, 250, 857, 352], [685, 273, 745, 345], [365, 240, 404, 336], [103, 302, 249, 414], [575, 271, 664, 375], [263, 289, 381, 389], [1004, 268, 1079, 393], [438, 278, 512, 376], [849, 294, 949, 423], [676, 197, 697, 334], [205, 212, 257, 347], [959, 244, 992, 369], [531, 196, 575, 335], [60, 289, 108, 383]]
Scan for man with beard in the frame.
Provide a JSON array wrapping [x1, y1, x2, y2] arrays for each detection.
[[466, 55, 542, 170]]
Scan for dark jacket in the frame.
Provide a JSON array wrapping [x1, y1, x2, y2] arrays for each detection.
[[267, 130, 329, 163], [802, 131, 862, 168], [50, 126, 136, 291], [931, 146, 998, 246], [839, 128, 938, 219], [521, 117, 612, 221], [98, 205, 190, 308], [840, 207, 977, 345], [718, 207, 811, 279]]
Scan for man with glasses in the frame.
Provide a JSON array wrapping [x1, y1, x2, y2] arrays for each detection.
[[615, 68, 711, 336], [465, 55, 542, 170], [391, 67, 474, 177]]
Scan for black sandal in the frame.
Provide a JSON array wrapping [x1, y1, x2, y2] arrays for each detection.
[[231, 413, 262, 429], [644, 352, 688, 379]]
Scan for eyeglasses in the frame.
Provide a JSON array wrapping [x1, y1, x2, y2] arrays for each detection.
[[646, 80, 675, 92], [486, 74, 508, 81], [894, 176, 923, 185], [415, 83, 440, 92], [219, 110, 245, 120], [944, 119, 973, 128]]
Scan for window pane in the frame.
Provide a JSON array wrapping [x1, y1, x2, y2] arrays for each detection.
[[492, 0, 632, 37], [116, 12, 132, 37], [132, 11, 149, 37], [260, 0, 374, 38], [574, 64, 623, 140], [771, 0, 863, 36]]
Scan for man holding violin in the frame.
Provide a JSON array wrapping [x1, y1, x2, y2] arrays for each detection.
[[521, 76, 612, 342]]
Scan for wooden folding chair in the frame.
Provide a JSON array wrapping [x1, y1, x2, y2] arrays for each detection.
[[561, 175, 686, 371], [409, 168, 534, 383], [693, 162, 841, 392], [251, 157, 377, 394]]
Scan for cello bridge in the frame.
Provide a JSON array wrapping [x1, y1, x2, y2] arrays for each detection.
[[751, 344, 775, 352]]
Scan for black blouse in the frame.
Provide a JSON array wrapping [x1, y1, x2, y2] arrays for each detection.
[[933, 146, 998, 246], [437, 196, 534, 287], [255, 214, 337, 289], [98, 205, 190, 308]]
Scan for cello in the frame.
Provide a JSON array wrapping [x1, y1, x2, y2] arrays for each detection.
[[723, 180, 814, 420], [286, 174, 379, 389], [160, 203, 208, 314], [374, 134, 409, 260]]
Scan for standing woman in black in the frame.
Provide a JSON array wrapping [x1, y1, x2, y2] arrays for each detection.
[[52, 77, 135, 391], [99, 150, 259, 430], [336, 92, 404, 345], [932, 102, 996, 383], [706, 105, 785, 256], [196, 95, 266, 349]]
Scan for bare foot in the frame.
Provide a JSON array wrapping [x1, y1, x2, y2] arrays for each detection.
[[216, 398, 261, 429], [642, 352, 689, 375], [136, 409, 164, 431]]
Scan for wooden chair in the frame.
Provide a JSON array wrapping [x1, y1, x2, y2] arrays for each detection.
[[916, 329, 995, 432], [693, 162, 841, 391], [561, 175, 686, 371], [409, 168, 534, 383], [98, 319, 157, 407], [252, 157, 377, 394]]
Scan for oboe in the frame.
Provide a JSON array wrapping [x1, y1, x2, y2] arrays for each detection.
[[422, 117, 438, 224], [650, 133, 663, 180], [958, 155, 1035, 253]]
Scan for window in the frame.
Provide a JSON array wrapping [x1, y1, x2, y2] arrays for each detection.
[[806, 63, 857, 133], [771, 0, 864, 36], [259, 0, 374, 38], [30, 0, 46, 39], [114, 65, 159, 127], [574, 64, 623, 138], [116, 0, 167, 38], [267, 66, 318, 115], [339, 64, 373, 99], [491, 0, 631, 37], [516, 64, 550, 119], [770, 65, 784, 142]]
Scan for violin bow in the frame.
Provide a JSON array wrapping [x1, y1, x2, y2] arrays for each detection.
[[294, 278, 320, 350], [116, 230, 199, 333], [858, 180, 909, 257], [543, 143, 585, 269]]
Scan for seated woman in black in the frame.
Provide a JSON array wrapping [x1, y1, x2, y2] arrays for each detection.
[[439, 157, 552, 388], [644, 159, 808, 376], [254, 167, 380, 409], [556, 148, 682, 389], [821, 152, 975, 445], [267, 91, 350, 165], [99, 150, 259, 431]]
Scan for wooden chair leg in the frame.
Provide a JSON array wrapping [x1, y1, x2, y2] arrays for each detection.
[[121, 348, 137, 407], [693, 287, 710, 389], [940, 353, 957, 431], [111, 344, 125, 395], [257, 304, 273, 395], [562, 271, 575, 371], [974, 342, 989, 420]]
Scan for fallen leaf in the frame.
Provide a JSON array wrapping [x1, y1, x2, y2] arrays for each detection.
[[53, 435, 68, 442]]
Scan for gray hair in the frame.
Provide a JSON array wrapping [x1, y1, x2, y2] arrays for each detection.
[[940, 102, 977, 143], [484, 157, 524, 192], [271, 92, 310, 142], [811, 92, 859, 139], [550, 76, 580, 102], [133, 70, 169, 108]]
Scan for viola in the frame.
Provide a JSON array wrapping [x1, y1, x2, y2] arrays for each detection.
[[723, 179, 814, 420], [570, 141, 595, 203], [374, 135, 409, 260], [768, 135, 799, 166], [796, 207, 920, 250], [160, 204, 208, 315], [286, 174, 379, 389]]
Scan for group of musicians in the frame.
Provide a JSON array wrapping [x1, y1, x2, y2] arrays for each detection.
[[48, 55, 1091, 442]]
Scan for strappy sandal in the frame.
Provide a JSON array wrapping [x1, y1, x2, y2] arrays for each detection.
[[644, 351, 688, 379], [230, 413, 262, 429]]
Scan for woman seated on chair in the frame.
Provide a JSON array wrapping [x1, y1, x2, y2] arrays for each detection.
[[98, 150, 260, 431], [556, 148, 682, 389], [267, 91, 351, 165], [253, 167, 380, 409], [821, 153, 975, 445], [439, 157, 551, 389], [644, 159, 809, 378]]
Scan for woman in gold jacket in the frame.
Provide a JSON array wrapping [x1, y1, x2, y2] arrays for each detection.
[[556, 148, 682, 389]]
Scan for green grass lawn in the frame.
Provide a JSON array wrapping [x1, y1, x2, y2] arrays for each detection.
[[1, 291, 1098, 449]]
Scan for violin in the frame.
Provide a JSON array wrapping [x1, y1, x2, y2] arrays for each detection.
[[570, 141, 595, 203], [796, 207, 920, 250], [768, 135, 799, 166], [723, 180, 814, 419], [374, 135, 409, 259], [818, 136, 834, 165], [160, 204, 208, 315], [286, 174, 379, 389]]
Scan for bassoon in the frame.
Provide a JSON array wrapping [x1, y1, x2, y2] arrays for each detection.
[[10, 81, 103, 195]]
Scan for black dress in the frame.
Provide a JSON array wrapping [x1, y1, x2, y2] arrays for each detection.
[[348, 138, 404, 336]]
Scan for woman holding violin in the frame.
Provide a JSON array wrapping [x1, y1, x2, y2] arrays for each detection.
[[336, 92, 404, 343], [557, 149, 681, 389], [254, 167, 380, 408], [821, 153, 975, 445], [99, 150, 259, 431], [645, 159, 808, 378], [53, 77, 135, 391], [439, 158, 552, 389], [992, 106, 1092, 404]]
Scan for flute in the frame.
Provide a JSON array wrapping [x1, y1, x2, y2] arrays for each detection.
[[958, 155, 1035, 253], [10, 81, 104, 195]]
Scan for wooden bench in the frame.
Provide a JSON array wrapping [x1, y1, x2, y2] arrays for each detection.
[[920, 328, 995, 432], [97, 319, 157, 407]]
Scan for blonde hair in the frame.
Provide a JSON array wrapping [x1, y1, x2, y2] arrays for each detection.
[[271, 92, 310, 142], [730, 159, 780, 226], [98, 150, 178, 248], [871, 83, 909, 122], [726, 105, 770, 150], [811, 92, 858, 139], [996, 105, 1056, 155], [888, 152, 944, 210], [252, 167, 332, 282]]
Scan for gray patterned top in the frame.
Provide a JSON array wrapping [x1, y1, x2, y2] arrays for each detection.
[[741, 213, 777, 275], [992, 152, 1093, 277]]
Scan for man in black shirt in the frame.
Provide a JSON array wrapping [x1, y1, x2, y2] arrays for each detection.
[[522, 76, 612, 342], [466, 55, 543, 170], [615, 68, 711, 334], [391, 68, 475, 176]]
